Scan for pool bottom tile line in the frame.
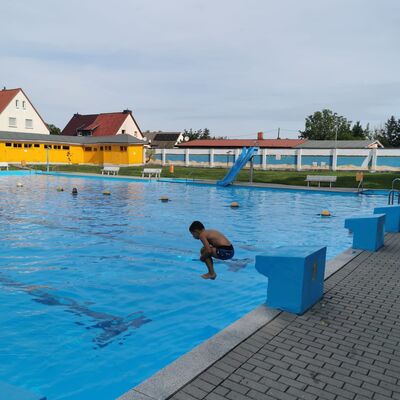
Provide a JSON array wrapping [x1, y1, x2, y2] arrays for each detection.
[[118, 245, 363, 400]]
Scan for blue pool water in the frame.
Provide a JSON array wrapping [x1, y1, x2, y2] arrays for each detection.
[[0, 173, 387, 399]]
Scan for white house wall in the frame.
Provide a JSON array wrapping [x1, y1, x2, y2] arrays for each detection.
[[0, 91, 49, 134], [151, 147, 400, 171], [116, 115, 142, 139]]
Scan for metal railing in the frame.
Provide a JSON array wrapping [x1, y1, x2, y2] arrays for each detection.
[[388, 178, 400, 204]]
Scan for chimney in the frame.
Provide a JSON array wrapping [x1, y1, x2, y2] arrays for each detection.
[[2, 86, 6, 90], [123, 109, 132, 114], [257, 131, 264, 140]]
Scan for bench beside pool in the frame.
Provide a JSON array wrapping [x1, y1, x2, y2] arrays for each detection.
[[305, 175, 337, 187], [101, 166, 120, 175], [142, 168, 162, 179], [0, 162, 9, 170]]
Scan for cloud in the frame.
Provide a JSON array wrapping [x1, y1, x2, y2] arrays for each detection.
[[1, 0, 400, 138]]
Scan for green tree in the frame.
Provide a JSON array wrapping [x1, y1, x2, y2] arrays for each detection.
[[183, 128, 211, 140], [299, 109, 353, 140], [377, 116, 400, 147], [48, 124, 61, 135], [351, 121, 365, 139]]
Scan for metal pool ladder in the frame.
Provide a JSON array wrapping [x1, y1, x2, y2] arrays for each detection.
[[388, 178, 400, 205]]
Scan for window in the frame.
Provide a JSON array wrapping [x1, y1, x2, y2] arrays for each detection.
[[53, 145, 61, 150], [13, 143, 22, 148], [122, 129, 126, 134], [34, 144, 40, 148], [120, 146, 127, 151], [104, 146, 111, 151], [22, 101, 26, 109], [84, 147, 92, 152], [62, 146, 70, 150], [93, 147, 97, 151], [100, 146, 104, 151], [24, 143, 32, 148], [5, 143, 12, 147], [9, 117, 17, 127], [25, 119, 33, 129], [15, 100, 19, 108]]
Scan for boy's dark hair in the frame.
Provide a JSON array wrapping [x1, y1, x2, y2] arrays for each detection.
[[189, 221, 205, 232]]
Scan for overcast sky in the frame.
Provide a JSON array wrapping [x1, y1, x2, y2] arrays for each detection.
[[2, 0, 400, 138]]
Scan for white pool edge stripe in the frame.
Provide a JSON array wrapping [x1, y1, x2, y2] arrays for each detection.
[[118, 246, 362, 400]]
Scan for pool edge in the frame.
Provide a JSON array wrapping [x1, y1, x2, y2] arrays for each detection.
[[118, 246, 362, 400], [34, 171, 359, 196]]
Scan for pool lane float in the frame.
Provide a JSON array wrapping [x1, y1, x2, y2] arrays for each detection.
[[103, 190, 111, 195], [159, 196, 170, 202]]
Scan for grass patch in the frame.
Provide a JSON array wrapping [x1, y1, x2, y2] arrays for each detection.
[[27, 164, 400, 189]]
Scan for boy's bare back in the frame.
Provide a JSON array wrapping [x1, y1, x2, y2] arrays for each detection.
[[200, 229, 231, 248]]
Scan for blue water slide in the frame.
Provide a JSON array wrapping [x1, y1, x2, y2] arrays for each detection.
[[217, 147, 258, 186]]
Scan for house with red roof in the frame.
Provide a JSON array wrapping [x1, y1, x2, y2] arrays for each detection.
[[62, 109, 143, 139], [0, 87, 49, 135], [178, 132, 305, 149]]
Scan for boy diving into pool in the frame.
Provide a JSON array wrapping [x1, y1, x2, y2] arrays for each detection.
[[189, 221, 234, 280]]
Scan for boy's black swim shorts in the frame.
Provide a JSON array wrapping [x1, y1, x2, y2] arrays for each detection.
[[216, 245, 234, 260]]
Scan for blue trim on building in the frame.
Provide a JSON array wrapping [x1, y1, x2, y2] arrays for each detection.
[[214, 155, 235, 164], [190, 154, 210, 163], [266, 155, 296, 165], [377, 157, 400, 167], [337, 156, 366, 167], [302, 155, 332, 166], [166, 154, 185, 162]]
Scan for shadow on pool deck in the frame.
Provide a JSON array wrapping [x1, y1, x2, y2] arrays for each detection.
[[120, 233, 400, 400]]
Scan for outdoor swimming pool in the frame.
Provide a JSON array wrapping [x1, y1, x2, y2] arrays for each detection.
[[0, 173, 387, 399]]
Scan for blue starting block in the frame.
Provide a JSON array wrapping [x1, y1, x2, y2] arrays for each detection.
[[255, 246, 326, 315], [0, 381, 46, 400], [374, 205, 400, 233], [344, 214, 385, 251]]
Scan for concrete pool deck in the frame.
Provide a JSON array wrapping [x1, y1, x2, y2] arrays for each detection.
[[120, 233, 400, 400]]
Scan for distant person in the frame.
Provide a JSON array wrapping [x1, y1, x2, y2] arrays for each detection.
[[72, 188, 78, 195], [189, 221, 234, 280]]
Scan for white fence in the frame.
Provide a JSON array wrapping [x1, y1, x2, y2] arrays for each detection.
[[148, 147, 400, 171]]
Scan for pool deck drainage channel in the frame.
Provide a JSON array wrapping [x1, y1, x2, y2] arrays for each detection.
[[118, 245, 369, 400]]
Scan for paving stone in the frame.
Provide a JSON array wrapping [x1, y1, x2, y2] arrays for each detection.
[[183, 384, 209, 399], [212, 386, 230, 397], [205, 393, 229, 400]]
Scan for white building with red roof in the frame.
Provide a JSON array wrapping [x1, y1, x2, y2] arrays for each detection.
[[178, 132, 305, 149], [0, 87, 49, 135], [62, 109, 143, 139]]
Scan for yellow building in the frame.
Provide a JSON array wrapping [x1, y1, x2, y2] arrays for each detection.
[[0, 131, 145, 166]]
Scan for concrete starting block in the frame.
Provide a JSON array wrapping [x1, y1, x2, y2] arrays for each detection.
[[374, 205, 400, 233], [344, 214, 385, 251], [255, 246, 327, 315], [0, 381, 46, 400]]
